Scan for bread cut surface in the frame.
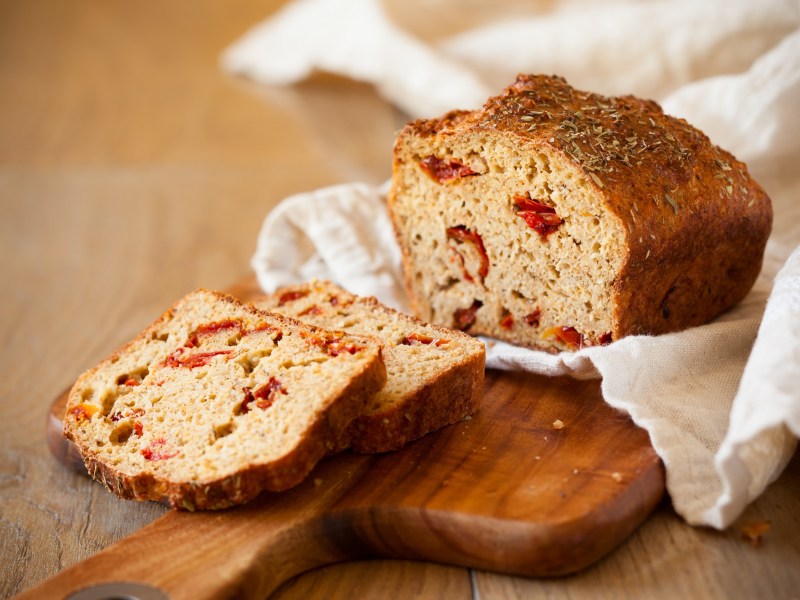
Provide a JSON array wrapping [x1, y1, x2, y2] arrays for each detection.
[[256, 281, 485, 453], [388, 74, 772, 352], [63, 289, 386, 510]]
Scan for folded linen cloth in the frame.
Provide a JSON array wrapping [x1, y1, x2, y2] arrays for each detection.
[[231, 0, 800, 529]]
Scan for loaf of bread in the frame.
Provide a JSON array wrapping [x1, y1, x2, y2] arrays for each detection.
[[256, 280, 485, 453], [63, 289, 386, 510], [388, 74, 772, 352]]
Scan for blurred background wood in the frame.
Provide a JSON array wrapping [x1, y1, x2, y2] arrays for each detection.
[[0, 0, 797, 598]]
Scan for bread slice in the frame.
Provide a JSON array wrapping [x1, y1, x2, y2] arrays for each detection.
[[388, 74, 772, 352], [63, 289, 386, 510], [255, 281, 485, 453]]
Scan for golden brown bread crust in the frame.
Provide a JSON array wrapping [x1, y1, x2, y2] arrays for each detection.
[[389, 74, 772, 346], [348, 338, 484, 453], [64, 289, 387, 510], [344, 295, 484, 454]]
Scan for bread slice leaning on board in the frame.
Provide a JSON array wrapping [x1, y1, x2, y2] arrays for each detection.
[[63, 289, 387, 510], [388, 74, 772, 353], [255, 280, 485, 454]]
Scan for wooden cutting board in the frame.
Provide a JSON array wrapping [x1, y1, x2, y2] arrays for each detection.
[[23, 278, 664, 600]]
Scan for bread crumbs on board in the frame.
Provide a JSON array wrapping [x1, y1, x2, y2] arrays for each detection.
[[740, 520, 771, 547]]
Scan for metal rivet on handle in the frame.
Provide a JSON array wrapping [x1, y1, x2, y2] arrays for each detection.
[[65, 582, 169, 600]]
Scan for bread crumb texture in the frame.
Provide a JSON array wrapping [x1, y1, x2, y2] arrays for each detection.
[[64, 289, 386, 510], [256, 280, 485, 453], [388, 74, 772, 352]]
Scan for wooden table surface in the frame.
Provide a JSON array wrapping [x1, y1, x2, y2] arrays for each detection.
[[1, 1, 798, 598]]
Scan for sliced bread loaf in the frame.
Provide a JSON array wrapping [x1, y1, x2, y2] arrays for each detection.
[[63, 289, 386, 510], [255, 281, 485, 453], [388, 74, 772, 352]]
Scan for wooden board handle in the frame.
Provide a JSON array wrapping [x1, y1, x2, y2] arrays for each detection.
[[13, 492, 350, 599]]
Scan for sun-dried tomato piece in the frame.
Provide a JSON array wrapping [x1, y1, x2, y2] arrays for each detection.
[[513, 196, 563, 239], [188, 320, 281, 348], [559, 327, 584, 349], [301, 331, 363, 357], [241, 377, 288, 413], [124, 378, 140, 387], [301, 332, 326, 350], [420, 156, 478, 183], [524, 308, 542, 327], [240, 387, 255, 414], [133, 421, 144, 437], [446, 225, 489, 283], [141, 438, 178, 461], [163, 347, 232, 369], [500, 313, 514, 330], [191, 319, 241, 337], [597, 332, 613, 346], [401, 332, 447, 346], [186, 319, 242, 347], [254, 377, 287, 410], [278, 290, 310, 305], [68, 403, 98, 423], [299, 304, 323, 317], [454, 300, 483, 331], [542, 326, 585, 350]]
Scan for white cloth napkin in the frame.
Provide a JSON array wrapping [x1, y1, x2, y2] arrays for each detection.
[[229, 0, 800, 529]]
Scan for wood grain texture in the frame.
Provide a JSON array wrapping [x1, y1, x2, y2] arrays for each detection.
[[1, 0, 799, 598], [34, 279, 663, 598]]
